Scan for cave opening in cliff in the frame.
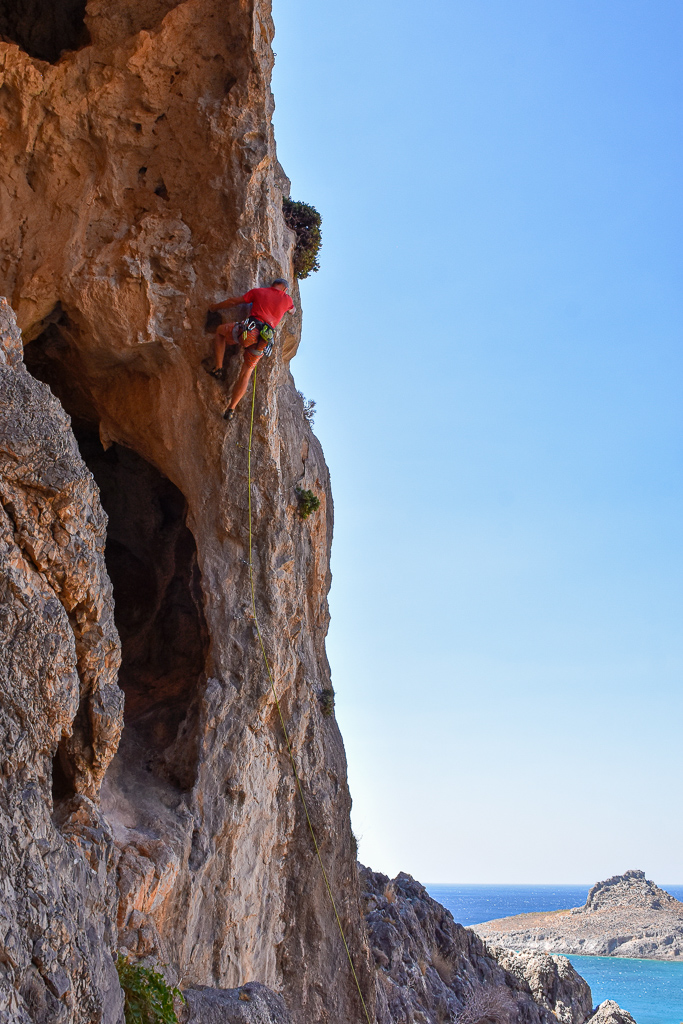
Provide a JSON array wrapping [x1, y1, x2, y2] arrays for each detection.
[[25, 326, 208, 793], [0, 0, 90, 63]]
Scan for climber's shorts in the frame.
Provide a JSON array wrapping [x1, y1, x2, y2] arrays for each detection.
[[243, 344, 264, 367]]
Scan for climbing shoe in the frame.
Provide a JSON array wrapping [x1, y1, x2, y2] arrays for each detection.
[[207, 366, 227, 382], [223, 407, 235, 422]]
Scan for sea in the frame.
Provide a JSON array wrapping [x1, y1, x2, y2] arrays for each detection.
[[425, 884, 683, 1024]]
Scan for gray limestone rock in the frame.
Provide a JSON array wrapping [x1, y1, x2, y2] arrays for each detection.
[[584, 871, 677, 913], [181, 983, 293, 1023], [489, 948, 592, 1024], [361, 866, 593, 1024], [588, 1001, 637, 1024], [0, 299, 124, 1022]]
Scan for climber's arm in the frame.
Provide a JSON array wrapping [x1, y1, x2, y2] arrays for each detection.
[[209, 295, 245, 312]]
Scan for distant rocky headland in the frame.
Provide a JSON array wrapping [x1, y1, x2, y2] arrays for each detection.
[[472, 870, 683, 960]]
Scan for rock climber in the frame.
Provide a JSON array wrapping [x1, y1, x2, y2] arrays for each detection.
[[207, 278, 295, 421]]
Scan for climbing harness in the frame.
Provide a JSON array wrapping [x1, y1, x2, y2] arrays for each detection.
[[240, 317, 275, 357], [246, 368, 373, 1024]]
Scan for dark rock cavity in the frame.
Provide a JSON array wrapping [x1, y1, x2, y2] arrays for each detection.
[[0, 0, 89, 63]]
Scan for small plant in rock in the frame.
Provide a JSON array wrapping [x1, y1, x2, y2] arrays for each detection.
[[296, 487, 321, 520], [455, 987, 514, 1024], [319, 687, 335, 717], [283, 198, 322, 279], [297, 390, 317, 425], [116, 955, 185, 1024]]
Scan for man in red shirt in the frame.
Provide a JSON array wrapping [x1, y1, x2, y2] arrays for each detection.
[[207, 279, 295, 420]]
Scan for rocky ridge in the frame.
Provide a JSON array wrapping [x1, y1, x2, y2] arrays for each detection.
[[473, 870, 683, 960], [0, 296, 123, 1023], [361, 868, 592, 1024], [584, 870, 678, 912]]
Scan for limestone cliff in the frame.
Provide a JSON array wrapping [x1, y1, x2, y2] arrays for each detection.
[[473, 870, 683, 961], [0, 0, 368, 1019]]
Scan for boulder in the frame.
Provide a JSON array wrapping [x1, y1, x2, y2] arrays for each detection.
[[589, 1001, 637, 1024], [181, 983, 293, 1024]]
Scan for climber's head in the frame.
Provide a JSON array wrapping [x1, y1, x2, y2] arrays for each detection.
[[271, 278, 289, 291]]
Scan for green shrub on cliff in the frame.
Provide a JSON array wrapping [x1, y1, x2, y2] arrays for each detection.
[[319, 687, 335, 717], [297, 390, 317, 425], [296, 487, 321, 520], [283, 198, 322, 279], [116, 956, 185, 1024]]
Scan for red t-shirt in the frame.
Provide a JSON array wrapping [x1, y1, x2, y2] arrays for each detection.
[[241, 287, 294, 328]]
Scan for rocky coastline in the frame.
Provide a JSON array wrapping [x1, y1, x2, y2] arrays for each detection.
[[473, 870, 683, 961]]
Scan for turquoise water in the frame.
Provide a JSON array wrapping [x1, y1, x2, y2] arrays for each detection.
[[567, 955, 683, 1024], [425, 884, 683, 1023]]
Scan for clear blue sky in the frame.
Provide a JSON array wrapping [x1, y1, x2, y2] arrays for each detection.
[[271, 0, 683, 884]]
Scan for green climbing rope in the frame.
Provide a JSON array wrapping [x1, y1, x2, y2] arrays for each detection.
[[246, 366, 373, 1024]]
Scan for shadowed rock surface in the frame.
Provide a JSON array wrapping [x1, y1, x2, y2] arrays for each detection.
[[473, 871, 683, 960], [181, 982, 293, 1024], [0, 297, 123, 1021]]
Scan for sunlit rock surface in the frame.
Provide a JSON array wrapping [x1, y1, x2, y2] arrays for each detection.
[[588, 1001, 637, 1024], [489, 948, 592, 1024]]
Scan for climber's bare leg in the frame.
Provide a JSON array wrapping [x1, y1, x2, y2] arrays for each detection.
[[213, 322, 239, 369], [228, 351, 261, 411]]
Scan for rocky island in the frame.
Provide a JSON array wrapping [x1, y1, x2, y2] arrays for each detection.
[[473, 870, 683, 960], [0, 0, 642, 1020]]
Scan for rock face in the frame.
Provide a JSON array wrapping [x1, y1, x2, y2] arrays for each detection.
[[588, 1003, 637, 1024], [473, 870, 683, 960], [0, 213, 640, 1024], [0, 297, 123, 1021], [181, 982, 293, 1024], [361, 867, 596, 1024], [489, 949, 592, 1024], [0, 0, 369, 1017]]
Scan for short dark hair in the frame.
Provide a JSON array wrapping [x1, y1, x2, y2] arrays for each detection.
[[271, 278, 289, 289]]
